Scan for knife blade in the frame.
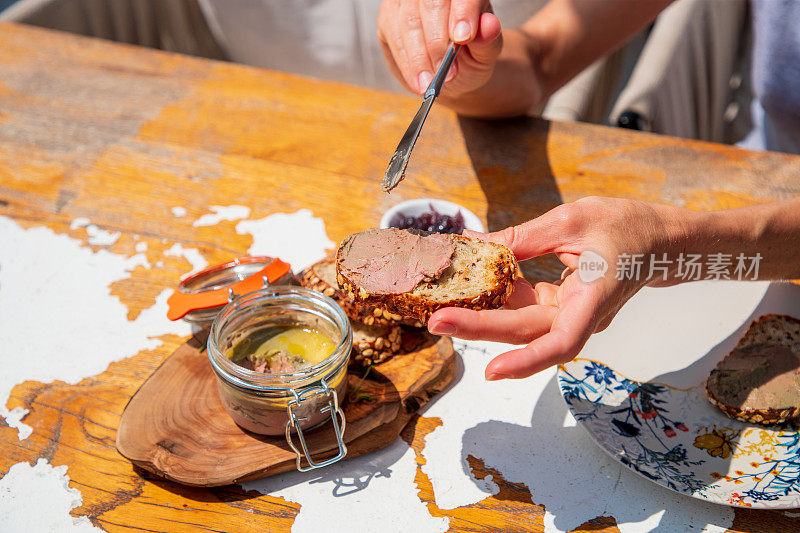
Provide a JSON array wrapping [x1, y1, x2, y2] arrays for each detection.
[[382, 43, 460, 192]]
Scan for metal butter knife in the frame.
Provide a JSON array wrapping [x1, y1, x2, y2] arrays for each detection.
[[382, 43, 461, 192]]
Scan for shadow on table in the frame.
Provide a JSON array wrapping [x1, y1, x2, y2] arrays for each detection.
[[458, 375, 737, 532], [133, 432, 408, 501], [458, 116, 566, 282], [457, 283, 800, 530]]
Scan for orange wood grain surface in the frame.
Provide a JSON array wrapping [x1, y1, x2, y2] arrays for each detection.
[[2, 22, 800, 532]]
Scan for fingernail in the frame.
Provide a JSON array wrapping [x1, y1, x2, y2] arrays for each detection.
[[486, 373, 513, 381], [429, 321, 456, 336], [453, 21, 471, 42], [418, 71, 433, 93]]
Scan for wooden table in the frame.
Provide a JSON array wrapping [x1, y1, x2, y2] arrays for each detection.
[[2, 22, 800, 532]]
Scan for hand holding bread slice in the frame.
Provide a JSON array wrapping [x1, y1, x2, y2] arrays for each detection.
[[335, 228, 518, 324]]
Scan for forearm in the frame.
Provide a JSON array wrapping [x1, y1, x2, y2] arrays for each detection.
[[679, 198, 800, 281], [440, 0, 671, 118]]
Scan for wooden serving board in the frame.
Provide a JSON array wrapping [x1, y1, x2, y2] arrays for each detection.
[[116, 329, 455, 486]]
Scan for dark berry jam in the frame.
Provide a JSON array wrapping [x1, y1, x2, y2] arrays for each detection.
[[391, 204, 465, 234]]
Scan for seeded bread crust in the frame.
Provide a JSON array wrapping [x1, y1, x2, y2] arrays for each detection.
[[335, 232, 518, 324], [298, 258, 421, 327], [706, 314, 800, 426], [351, 322, 403, 367]]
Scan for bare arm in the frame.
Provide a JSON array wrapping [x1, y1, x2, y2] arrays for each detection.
[[690, 199, 800, 281]]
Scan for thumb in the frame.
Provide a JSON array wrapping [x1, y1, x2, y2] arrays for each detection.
[[464, 12, 502, 66], [466, 204, 581, 261]]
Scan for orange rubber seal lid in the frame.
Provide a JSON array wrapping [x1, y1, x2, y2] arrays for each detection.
[[166, 257, 291, 321]]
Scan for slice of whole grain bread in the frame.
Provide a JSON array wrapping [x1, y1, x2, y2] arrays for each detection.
[[706, 314, 800, 425], [298, 257, 421, 327], [336, 230, 518, 324]]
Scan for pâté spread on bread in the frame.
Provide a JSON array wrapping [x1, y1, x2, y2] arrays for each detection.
[[706, 314, 800, 426], [337, 228, 455, 294], [299, 256, 420, 328], [336, 228, 518, 323], [298, 255, 409, 367]]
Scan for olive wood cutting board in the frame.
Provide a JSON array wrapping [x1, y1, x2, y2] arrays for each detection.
[[116, 328, 455, 486]]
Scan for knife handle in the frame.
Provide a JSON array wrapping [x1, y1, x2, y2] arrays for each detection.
[[424, 43, 461, 99]]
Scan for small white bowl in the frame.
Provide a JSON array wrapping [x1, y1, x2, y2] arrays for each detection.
[[380, 198, 485, 233]]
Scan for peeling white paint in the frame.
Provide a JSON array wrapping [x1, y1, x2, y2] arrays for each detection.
[[418, 337, 736, 533], [170, 206, 187, 217], [128, 252, 151, 270], [193, 205, 250, 227], [0, 216, 190, 440], [134, 241, 147, 253], [243, 440, 449, 533], [164, 243, 209, 275], [0, 459, 100, 532], [70, 217, 120, 246], [414, 282, 779, 531], [84, 224, 120, 246], [236, 209, 334, 272], [70, 217, 89, 230], [4, 407, 32, 440]]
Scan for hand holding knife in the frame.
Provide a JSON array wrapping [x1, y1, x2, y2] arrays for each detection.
[[381, 43, 461, 193]]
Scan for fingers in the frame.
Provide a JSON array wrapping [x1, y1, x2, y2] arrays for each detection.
[[462, 12, 502, 65], [378, 0, 499, 95], [502, 278, 538, 310], [502, 279, 561, 310], [378, 38, 411, 92], [378, 2, 414, 92], [378, 1, 431, 93], [442, 11, 501, 90], [449, 0, 487, 43], [418, 0, 451, 83], [399, 1, 435, 93], [485, 279, 604, 379], [533, 281, 560, 307], [428, 305, 558, 344]]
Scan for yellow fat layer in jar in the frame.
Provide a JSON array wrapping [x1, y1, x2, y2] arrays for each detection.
[[225, 326, 335, 366], [253, 327, 334, 365]]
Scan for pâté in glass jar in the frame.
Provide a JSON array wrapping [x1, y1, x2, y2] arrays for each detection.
[[208, 286, 351, 470], [167, 256, 350, 470]]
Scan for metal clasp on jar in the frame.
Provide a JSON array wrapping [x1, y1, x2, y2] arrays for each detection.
[[285, 377, 347, 471]]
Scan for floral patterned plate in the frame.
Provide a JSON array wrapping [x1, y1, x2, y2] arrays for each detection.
[[557, 359, 800, 508]]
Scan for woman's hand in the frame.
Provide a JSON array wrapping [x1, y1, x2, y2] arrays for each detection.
[[428, 197, 693, 379], [377, 0, 503, 97]]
